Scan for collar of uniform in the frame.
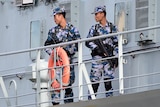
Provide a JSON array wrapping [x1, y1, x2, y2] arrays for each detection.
[[97, 21, 110, 28], [65, 23, 71, 30], [97, 23, 108, 28]]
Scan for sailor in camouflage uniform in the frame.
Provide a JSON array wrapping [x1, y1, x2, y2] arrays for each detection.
[[44, 7, 81, 105], [85, 5, 118, 99]]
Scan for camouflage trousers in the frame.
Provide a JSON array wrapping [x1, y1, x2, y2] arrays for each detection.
[[90, 55, 115, 81], [88, 55, 115, 99]]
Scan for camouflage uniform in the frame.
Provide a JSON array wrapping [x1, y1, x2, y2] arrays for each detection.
[[85, 6, 118, 99], [44, 7, 81, 105]]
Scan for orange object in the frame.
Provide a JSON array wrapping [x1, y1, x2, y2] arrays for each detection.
[[48, 47, 70, 92]]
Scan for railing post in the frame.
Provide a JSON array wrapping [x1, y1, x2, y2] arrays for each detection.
[[9, 80, 17, 106], [118, 34, 124, 94], [0, 76, 11, 107], [60, 67, 63, 104], [78, 42, 83, 100], [36, 50, 41, 107]]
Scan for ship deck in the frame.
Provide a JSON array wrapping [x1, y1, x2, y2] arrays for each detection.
[[52, 89, 160, 107]]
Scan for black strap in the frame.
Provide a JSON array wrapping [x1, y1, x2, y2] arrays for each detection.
[[95, 24, 100, 32], [109, 22, 113, 33]]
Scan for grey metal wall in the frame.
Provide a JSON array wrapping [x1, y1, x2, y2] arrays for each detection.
[[0, 0, 160, 107]]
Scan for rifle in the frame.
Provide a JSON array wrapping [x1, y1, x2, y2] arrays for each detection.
[[93, 31, 114, 68]]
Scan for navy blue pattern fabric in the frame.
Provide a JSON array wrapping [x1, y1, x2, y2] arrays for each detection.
[[44, 23, 81, 56], [86, 23, 118, 80]]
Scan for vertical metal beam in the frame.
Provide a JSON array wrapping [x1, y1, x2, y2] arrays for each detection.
[[0, 76, 11, 107], [60, 67, 63, 104], [149, 0, 156, 41], [36, 50, 41, 107], [118, 34, 124, 94], [71, 0, 80, 29], [78, 42, 83, 100]]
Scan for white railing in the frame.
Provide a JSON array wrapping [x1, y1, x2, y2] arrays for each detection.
[[0, 25, 160, 107]]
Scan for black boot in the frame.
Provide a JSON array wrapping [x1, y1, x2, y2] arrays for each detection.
[[64, 88, 74, 103], [104, 78, 113, 97]]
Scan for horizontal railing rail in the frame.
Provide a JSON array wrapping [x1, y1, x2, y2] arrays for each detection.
[[0, 25, 160, 57]]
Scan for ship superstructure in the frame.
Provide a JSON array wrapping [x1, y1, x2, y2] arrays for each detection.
[[0, 0, 160, 107]]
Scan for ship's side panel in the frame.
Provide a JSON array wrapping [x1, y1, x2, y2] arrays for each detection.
[[0, 0, 160, 107]]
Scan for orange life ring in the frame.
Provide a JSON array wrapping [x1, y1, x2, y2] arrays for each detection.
[[48, 47, 70, 92]]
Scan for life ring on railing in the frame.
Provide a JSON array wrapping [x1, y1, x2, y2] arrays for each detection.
[[48, 47, 70, 92]]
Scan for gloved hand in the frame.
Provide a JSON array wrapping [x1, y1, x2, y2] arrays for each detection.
[[111, 58, 118, 68], [92, 47, 104, 56]]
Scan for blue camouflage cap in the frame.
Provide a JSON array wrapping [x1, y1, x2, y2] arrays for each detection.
[[53, 7, 65, 16], [91, 5, 106, 14]]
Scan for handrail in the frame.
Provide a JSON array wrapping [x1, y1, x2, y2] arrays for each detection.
[[0, 25, 160, 56]]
